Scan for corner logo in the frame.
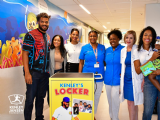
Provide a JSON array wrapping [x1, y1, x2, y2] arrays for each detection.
[[8, 94, 24, 105]]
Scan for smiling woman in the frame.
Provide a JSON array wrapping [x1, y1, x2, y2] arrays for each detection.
[[104, 29, 124, 120], [79, 30, 105, 120]]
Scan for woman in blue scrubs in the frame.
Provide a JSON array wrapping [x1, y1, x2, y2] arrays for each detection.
[[79, 30, 105, 120], [104, 29, 124, 120]]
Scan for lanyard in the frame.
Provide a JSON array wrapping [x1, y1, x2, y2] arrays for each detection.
[[90, 43, 98, 62]]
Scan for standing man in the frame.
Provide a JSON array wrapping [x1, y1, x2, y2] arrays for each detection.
[[22, 13, 51, 120]]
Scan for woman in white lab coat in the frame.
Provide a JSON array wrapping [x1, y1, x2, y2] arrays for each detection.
[[120, 30, 143, 120]]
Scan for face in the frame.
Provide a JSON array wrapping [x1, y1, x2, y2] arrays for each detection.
[[53, 36, 61, 48], [88, 105, 91, 108], [70, 31, 79, 42], [142, 30, 152, 46], [125, 34, 135, 47], [89, 32, 98, 44], [75, 104, 78, 107], [80, 102, 82, 105], [109, 34, 120, 49], [84, 103, 86, 106], [63, 102, 69, 109], [38, 17, 49, 32]]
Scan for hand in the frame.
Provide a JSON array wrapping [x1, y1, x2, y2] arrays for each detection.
[[151, 51, 160, 60], [151, 69, 160, 75], [25, 72, 32, 84], [141, 79, 144, 92]]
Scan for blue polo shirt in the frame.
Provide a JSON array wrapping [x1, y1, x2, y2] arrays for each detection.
[[79, 43, 105, 82], [104, 44, 124, 85]]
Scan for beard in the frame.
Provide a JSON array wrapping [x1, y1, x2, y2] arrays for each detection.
[[39, 25, 49, 32], [64, 104, 69, 109]]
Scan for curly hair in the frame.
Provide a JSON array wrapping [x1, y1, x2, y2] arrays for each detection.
[[107, 29, 122, 40], [36, 13, 51, 22], [137, 26, 157, 51]]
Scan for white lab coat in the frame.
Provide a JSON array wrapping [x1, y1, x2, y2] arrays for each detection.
[[119, 45, 144, 105]]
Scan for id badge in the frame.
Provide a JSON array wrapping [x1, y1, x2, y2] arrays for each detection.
[[94, 63, 99, 68]]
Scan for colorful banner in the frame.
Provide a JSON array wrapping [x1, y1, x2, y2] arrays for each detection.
[[0, 0, 82, 69]]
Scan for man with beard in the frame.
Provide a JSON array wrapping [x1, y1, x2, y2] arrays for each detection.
[[52, 97, 79, 120], [22, 13, 51, 120]]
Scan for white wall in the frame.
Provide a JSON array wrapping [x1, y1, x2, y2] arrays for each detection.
[[145, 3, 160, 36]]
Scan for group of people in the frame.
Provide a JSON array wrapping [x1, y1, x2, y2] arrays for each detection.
[[73, 101, 92, 113], [22, 12, 160, 120]]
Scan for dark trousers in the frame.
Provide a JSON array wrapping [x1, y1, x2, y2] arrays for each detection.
[[66, 62, 79, 72], [24, 71, 49, 120]]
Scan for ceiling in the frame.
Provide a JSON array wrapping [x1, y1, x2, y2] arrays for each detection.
[[49, 0, 160, 32]]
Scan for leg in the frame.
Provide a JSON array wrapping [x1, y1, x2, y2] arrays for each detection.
[[149, 74, 160, 91], [142, 76, 158, 120], [111, 86, 120, 120], [105, 85, 112, 119], [24, 71, 38, 120], [35, 72, 49, 120], [127, 100, 138, 120], [156, 75, 160, 120], [94, 82, 103, 114]]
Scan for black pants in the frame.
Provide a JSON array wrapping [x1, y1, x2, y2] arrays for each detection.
[[24, 71, 49, 120], [66, 62, 79, 72]]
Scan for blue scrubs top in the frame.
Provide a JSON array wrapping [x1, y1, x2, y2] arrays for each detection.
[[79, 43, 105, 82], [104, 44, 124, 85]]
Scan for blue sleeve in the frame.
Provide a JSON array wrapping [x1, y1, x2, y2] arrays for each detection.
[[22, 33, 34, 52], [79, 46, 85, 60]]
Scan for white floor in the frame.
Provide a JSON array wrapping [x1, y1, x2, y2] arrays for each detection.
[[41, 85, 158, 120]]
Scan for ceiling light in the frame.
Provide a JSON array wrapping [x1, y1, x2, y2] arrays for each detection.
[[103, 25, 107, 29], [79, 4, 91, 14], [108, 30, 110, 32]]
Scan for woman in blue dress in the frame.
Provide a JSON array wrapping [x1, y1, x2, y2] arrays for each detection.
[[120, 30, 143, 120], [79, 30, 105, 120]]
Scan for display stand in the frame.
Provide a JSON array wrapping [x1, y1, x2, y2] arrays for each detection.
[[49, 73, 94, 120]]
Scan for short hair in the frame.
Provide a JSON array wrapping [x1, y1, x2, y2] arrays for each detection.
[[74, 103, 78, 105], [124, 30, 137, 44], [138, 26, 157, 51], [88, 30, 98, 37], [107, 29, 122, 40], [79, 101, 82, 103], [36, 13, 51, 22]]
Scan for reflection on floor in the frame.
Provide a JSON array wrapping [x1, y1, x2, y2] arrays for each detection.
[[40, 85, 158, 120]]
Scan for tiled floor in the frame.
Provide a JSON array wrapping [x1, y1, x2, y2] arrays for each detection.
[[41, 85, 158, 120]]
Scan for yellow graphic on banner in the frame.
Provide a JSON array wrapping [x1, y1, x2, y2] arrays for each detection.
[[49, 73, 94, 120]]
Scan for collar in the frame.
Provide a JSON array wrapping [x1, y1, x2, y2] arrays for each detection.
[[89, 43, 99, 49], [37, 28, 46, 35], [140, 45, 153, 52], [111, 44, 121, 51]]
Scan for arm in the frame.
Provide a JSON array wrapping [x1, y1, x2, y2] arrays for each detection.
[[134, 51, 160, 74], [149, 70, 160, 91], [79, 59, 84, 73], [22, 50, 32, 84]]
